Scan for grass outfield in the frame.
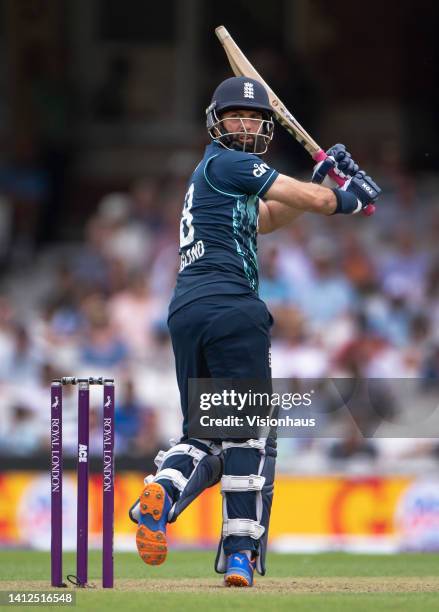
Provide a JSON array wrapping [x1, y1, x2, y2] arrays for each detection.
[[0, 550, 439, 611]]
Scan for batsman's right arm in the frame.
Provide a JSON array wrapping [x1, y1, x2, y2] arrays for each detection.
[[261, 166, 381, 228], [263, 174, 337, 218]]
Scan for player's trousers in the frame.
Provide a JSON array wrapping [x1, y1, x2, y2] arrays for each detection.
[[168, 293, 273, 426], [167, 293, 275, 557]]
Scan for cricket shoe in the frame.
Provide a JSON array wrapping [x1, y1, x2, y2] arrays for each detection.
[[128, 497, 140, 524], [129, 476, 167, 524], [135, 482, 172, 566], [224, 552, 255, 587]]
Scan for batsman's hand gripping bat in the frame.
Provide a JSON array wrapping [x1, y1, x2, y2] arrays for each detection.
[[215, 26, 375, 216]]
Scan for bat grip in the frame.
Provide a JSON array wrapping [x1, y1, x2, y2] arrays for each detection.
[[313, 150, 375, 216]]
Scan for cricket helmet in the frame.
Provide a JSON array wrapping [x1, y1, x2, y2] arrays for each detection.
[[206, 76, 274, 154]]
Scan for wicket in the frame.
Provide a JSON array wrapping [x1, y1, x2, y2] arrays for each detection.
[[50, 377, 115, 588]]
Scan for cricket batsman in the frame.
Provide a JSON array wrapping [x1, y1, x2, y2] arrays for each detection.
[[129, 76, 381, 586]]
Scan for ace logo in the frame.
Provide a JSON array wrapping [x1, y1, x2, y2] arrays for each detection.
[[78, 444, 88, 463], [253, 163, 269, 178]]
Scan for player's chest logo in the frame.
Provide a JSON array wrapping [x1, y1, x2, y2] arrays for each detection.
[[253, 163, 269, 178]]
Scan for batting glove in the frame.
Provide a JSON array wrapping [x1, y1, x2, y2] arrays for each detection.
[[312, 143, 359, 185], [333, 170, 381, 214]]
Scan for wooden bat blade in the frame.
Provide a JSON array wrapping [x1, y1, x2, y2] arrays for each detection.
[[215, 26, 320, 155], [216, 26, 269, 89]]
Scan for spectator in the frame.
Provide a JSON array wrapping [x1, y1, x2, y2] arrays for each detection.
[[0, 323, 42, 384], [259, 245, 290, 306], [291, 237, 356, 326], [108, 272, 165, 359], [115, 379, 150, 454], [0, 404, 44, 456], [80, 293, 130, 368]]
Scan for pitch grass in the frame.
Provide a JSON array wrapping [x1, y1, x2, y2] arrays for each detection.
[[1, 550, 439, 611]]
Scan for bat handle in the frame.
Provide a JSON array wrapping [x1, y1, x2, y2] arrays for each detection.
[[313, 150, 375, 217]]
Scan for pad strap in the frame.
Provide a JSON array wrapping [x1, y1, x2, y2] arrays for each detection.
[[155, 468, 188, 492], [222, 439, 266, 451], [192, 438, 223, 455], [154, 444, 207, 469], [221, 474, 266, 492], [222, 518, 265, 539]]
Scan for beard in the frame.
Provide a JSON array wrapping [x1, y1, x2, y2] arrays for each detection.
[[230, 132, 266, 153]]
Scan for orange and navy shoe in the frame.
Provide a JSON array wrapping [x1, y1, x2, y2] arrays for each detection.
[[135, 482, 172, 566], [224, 553, 255, 587]]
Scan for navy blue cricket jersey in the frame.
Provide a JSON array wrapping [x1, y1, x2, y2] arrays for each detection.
[[168, 141, 279, 317]]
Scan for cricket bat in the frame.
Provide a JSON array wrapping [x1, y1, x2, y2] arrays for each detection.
[[215, 26, 375, 216]]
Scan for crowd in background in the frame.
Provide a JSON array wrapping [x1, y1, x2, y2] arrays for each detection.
[[0, 157, 438, 473]]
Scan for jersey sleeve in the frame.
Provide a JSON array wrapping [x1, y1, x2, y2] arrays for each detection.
[[205, 151, 279, 199]]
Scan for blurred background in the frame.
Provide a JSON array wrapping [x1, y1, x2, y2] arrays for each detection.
[[1, 0, 439, 555]]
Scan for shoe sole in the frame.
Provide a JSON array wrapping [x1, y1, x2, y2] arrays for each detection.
[[224, 574, 252, 587], [136, 483, 168, 566]]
